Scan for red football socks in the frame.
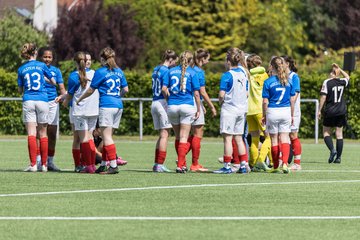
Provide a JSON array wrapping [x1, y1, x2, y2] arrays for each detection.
[[291, 138, 302, 165], [271, 145, 280, 169], [72, 149, 81, 167], [177, 142, 188, 168], [104, 144, 117, 161], [27, 136, 37, 166], [281, 143, 290, 165], [191, 136, 201, 165]]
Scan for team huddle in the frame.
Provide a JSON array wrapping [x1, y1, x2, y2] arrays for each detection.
[[17, 43, 350, 174]]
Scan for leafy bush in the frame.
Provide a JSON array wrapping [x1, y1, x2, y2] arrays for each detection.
[[0, 11, 49, 72]]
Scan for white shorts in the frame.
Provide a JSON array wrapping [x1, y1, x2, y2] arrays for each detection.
[[48, 100, 59, 125], [266, 107, 291, 134], [167, 104, 196, 125], [192, 101, 205, 126], [69, 107, 74, 124], [74, 116, 97, 131], [99, 108, 123, 129], [22, 100, 49, 124], [151, 99, 172, 130], [291, 114, 301, 132], [220, 109, 245, 135]]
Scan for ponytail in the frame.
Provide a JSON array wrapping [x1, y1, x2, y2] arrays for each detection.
[[270, 57, 288, 86], [179, 50, 193, 92], [193, 48, 210, 67], [100, 47, 118, 70], [74, 51, 88, 88], [282, 55, 298, 72], [21, 43, 37, 60], [162, 49, 177, 62]]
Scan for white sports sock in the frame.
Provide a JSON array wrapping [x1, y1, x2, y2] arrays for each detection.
[[36, 155, 41, 163], [110, 160, 117, 168], [100, 161, 107, 166]]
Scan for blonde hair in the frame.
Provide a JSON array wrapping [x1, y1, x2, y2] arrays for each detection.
[[21, 43, 37, 60], [179, 50, 193, 91], [100, 47, 118, 70], [73, 51, 88, 88], [270, 56, 288, 86]]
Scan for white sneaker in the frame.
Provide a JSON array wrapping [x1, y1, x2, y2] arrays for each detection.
[[41, 165, 48, 172], [290, 163, 302, 171], [230, 164, 240, 172], [24, 165, 37, 172]]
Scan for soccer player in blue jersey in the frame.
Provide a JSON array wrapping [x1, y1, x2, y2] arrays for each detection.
[[62, 52, 99, 174], [36, 47, 66, 171], [77, 47, 128, 174], [162, 50, 201, 173], [17, 43, 56, 172], [262, 56, 296, 174], [214, 48, 249, 174], [188, 48, 217, 172], [282, 56, 302, 171], [151, 50, 178, 172]]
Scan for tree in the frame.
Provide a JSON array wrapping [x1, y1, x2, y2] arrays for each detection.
[[313, 0, 360, 49], [164, 0, 255, 61], [0, 11, 48, 72], [245, 0, 312, 61], [51, 1, 143, 69], [105, 0, 189, 69]]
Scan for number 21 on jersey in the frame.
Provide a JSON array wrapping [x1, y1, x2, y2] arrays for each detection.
[[170, 76, 187, 93]]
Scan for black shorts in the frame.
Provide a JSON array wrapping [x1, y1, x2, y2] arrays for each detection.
[[323, 115, 346, 128]]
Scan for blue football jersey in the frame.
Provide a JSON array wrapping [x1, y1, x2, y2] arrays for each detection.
[[262, 75, 295, 108], [44, 65, 63, 101], [151, 65, 169, 101], [17, 60, 53, 102], [193, 65, 206, 100], [162, 65, 200, 106], [289, 71, 300, 93], [90, 67, 128, 108]]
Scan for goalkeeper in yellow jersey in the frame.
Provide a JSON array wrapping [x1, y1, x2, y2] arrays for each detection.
[[246, 54, 272, 171]]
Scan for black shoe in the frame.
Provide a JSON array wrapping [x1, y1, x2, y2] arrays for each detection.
[[176, 167, 186, 174], [95, 165, 107, 174], [328, 150, 337, 163], [333, 158, 341, 164], [107, 166, 119, 174]]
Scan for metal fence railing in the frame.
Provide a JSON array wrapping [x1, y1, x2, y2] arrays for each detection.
[[0, 97, 319, 143]]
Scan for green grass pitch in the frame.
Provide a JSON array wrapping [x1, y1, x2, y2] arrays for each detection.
[[0, 137, 359, 240]]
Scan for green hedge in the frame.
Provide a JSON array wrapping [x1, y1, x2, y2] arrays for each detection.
[[1, 67, 359, 138]]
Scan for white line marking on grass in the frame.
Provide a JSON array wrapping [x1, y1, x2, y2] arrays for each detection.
[[1, 179, 360, 198], [1, 216, 360, 221]]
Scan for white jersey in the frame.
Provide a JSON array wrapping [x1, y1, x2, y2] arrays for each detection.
[[289, 71, 301, 117], [72, 70, 99, 117], [222, 69, 248, 114]]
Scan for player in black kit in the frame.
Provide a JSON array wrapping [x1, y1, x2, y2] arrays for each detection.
[[318, 63, 350, 164]]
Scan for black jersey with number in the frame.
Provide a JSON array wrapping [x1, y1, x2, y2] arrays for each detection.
[[320, 77, 349, 117]]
